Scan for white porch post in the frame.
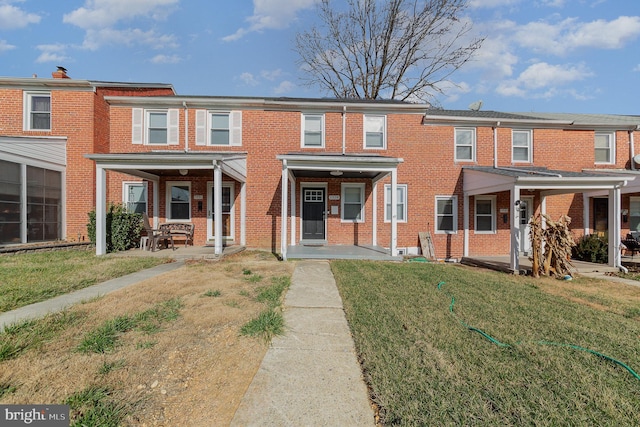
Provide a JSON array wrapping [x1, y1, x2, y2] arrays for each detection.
[[463, 192, 469, 257], [240, 182, 246, 246], [582, 193, 590, 237], [96, 166, 106, 255], [372, 183, 378, 246], [510, 186, 521, 272], [213, 161, 223, 255], [290, 173, 296, 246], [390, 168, 398, 256], [281, 161, 289, 260], [609, 187, 621, 267]]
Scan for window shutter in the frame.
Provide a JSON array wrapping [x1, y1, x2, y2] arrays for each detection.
[[195, 110, 207, 146], [168, 109, 179, 145], [132, 108, 143, 144], [230, 111, 242, 146]]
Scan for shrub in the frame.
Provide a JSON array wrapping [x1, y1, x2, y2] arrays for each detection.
[[87, 204, 143, 253], [572, 233, 608, 264]]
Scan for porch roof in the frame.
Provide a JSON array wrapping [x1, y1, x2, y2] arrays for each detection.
[[85, 151, 247, 182], [277, 152, 403, 181], [463, 166, 633, 196]]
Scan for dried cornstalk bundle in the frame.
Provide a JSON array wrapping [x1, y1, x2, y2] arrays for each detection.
[[529, 214, 575, 278]]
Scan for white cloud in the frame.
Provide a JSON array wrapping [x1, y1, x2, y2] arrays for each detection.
[[63, 0, 178, 29], [496, 62, 592, 98], [35, 43, 71, 64], [63, 0, 179, 50], [0, 3, 41, 30], [273, 80, 295, 94], [239, 72, 259, 86], [467, 36, 519, 79], [0, 39, 15, 52], [514, 16, 640, 55], [223, 0, 317, 41], [469, 0, 520, 8], [261, 69, 284, 81], [150, 54, 182, 64]]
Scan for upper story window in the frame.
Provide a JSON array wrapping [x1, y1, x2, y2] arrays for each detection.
[[436, 195, 457, 233], [195, 110, 242, 146], [595, 131, 615, 164], [512, 129, 532, 163], [364, 115, 386, 149], [342, 183, 365, 222], [24, 92, 51, 131], [455, 127, 475, 161], [302, 113, 324, 147], [384, 184, 407, 222], [132, 108, 179, 145]]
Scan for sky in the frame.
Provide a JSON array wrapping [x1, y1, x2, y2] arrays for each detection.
[[1, 0, 639, 114]]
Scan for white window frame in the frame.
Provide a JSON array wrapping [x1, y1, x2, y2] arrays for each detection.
[[630, 196, 640, 232], [146, 110, 169, 145], [301, 113, 325, 148], [24, 91, 51, 131], [454, 127, 476, 162], [474, 196, 496, 234], [595, 131, 615, 164], [166, 181, 191, 221], [123, 182, 148, 214], [341, 183, 365, 222], [435, 195, 458, 234], [363, 115, 387, 149], [384, 184, 407, 223], [512, 129, 532, 163]]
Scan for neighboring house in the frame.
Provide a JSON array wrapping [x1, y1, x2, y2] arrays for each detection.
[[2, 70, 639, 271]]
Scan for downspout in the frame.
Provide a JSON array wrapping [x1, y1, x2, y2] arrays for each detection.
[[183, 102, 189, 151], [342, 105, 346, 154], [493, 122, 500, 168]]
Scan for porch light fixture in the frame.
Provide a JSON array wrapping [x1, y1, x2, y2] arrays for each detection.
[[179, 169, 188, 176], [330, 170, 343, 176]]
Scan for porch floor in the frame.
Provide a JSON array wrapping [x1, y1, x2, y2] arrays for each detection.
[[286, 244, 402, 261], [461, 255, 622, 275]]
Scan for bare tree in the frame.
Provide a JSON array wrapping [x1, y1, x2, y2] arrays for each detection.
[[295, 0, 484, 103]]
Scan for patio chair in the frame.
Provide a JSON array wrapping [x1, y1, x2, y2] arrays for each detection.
[[141, 213, 174, 251], [621, 238, 640, 259]]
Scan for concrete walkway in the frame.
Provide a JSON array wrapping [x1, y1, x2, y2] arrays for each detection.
[[0, 261, 184, 330], [231, 260, 374, 426]]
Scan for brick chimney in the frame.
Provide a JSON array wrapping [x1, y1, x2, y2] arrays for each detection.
[[52, 66, 70, 79]]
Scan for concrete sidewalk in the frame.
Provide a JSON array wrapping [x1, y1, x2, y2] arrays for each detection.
[[0, 261, 184, 330], [231, 260, 374, 426]]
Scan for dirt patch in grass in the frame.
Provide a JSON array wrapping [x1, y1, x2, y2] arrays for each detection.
[[0, 250, 294, 426]]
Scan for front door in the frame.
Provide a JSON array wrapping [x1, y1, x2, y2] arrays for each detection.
[[519, 196, 534, 254], [593, 198, 608, 235], [207, 182, 234, 241], [302, 188, 326, 241]]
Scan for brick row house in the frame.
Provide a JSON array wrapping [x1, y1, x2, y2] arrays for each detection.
[[1, 70, 639, 272]]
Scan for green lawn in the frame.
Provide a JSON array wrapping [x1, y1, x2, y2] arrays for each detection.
[[0, 250, 168, 312], [332, 260, 640, 426]]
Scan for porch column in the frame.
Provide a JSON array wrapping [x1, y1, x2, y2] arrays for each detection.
[[390, 168, 398, 256], [290, 173, 296, 246], [280, 161, 289, 260], [372, 183, 378, 246], [96, 166, 107, 256], [510, 186, 521, 272], [240, 182, 246, 246], [609, 187, 621, 267], [582, 193, 590, 237], [214, 161, 223, 255], [463, 193, 469, 257]]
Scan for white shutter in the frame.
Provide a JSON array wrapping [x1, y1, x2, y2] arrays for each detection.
[[195, 110, 207, 146], [230, 111, 242, 146], [168, 109, 179, 145], [132, 108, 143, 144]]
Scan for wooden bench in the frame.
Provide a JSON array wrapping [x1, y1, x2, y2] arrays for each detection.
[[621, 238, 640, 258], [159, 222, 194, 248]]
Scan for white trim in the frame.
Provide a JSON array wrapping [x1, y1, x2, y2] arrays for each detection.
[[454, 127, 476, 162], [384, 184, 407, 222], [301, 113, 325, 148], [595, 131, 616, 165], [341, 183, 366, 222], [122, 181, 148, 214], [166, 181, 191, 221], [474, 195, 496, 234], [435, 195, 458, 234], [23, 91, 51, 131], [363, 114, 387, 149]]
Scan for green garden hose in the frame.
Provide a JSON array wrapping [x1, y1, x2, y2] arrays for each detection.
[[436, 281, 640, 382]]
